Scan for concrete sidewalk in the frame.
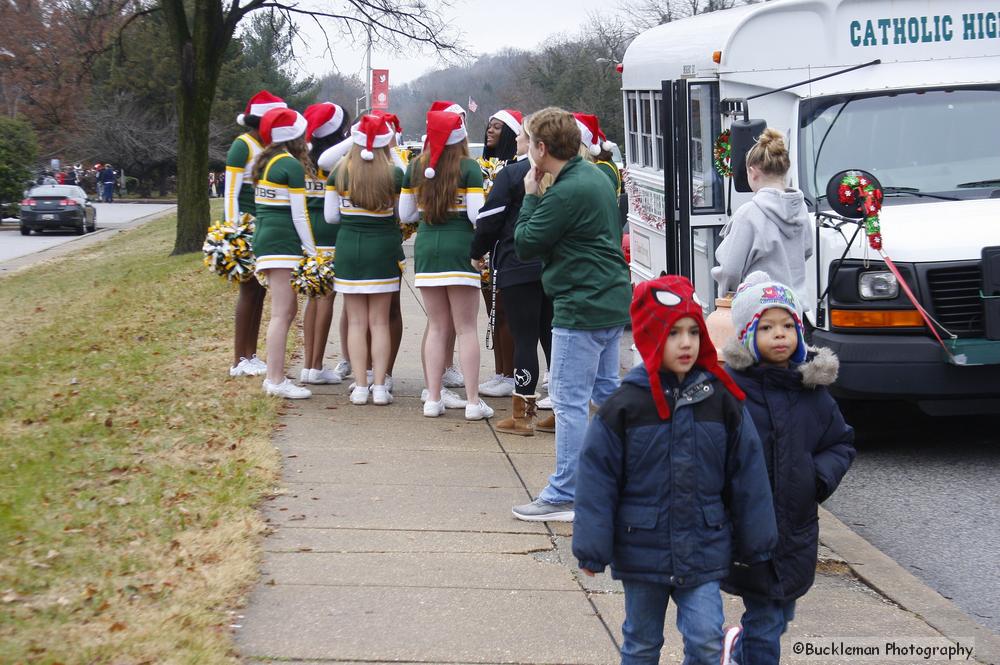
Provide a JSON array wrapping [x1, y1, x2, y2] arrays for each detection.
[[235, 255, 998, 665]]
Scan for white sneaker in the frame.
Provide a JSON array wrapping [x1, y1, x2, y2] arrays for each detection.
[[263, 378, 311, 399], [247, 355, 267, 375], [465, 399, 495, 421], [537, 395, 553, 410], [230, 358, 253, 377], [423, 399, 445, 417], [384, 374, 394, 393], [300, 367, 311, 383], [331, 359, 352, 380], [478, 374, 503, 391], [479, 376, 514, 397], [372, 385, 393, 405], [442, 364, 464, 388], [421, 388, 467, 409], [309, 367, 343, 384], [350, 385, 370, 405], [541, 371, 550, 390]]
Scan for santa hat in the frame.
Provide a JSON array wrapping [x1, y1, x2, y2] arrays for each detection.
[[574, 113, 614, 156], [303, 102, 346, 142], [352, 114, 395, 161], [630, 275, 745, 419], [429, 100, 466, 117], [490, 109, 523, 135], [422, 111, 466, 179], [373, 110, 403, 142], [237, 90, 287, 126], [731, 271, 808, 364], [259, 108, 307, 146]]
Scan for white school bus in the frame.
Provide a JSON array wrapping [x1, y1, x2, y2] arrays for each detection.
[[620, 0, 1000, 415]]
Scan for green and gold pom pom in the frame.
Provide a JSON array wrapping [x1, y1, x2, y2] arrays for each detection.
[[202, 215, 256, 283], [290, 251, 335, 297]]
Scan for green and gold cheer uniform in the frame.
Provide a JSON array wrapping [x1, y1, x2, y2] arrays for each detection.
[[306, 167, 337, 254], [595, 160, 622, 197], [400, 158, 485, 288], [326, 165, 405, 294], [224, 133, 263, 223], [252, 152, 317, 272]]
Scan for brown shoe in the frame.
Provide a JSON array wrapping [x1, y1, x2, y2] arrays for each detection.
[[535, 412, 555, 433], [495, 393, 538, 436]]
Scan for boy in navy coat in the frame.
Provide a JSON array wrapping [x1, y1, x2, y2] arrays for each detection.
[[573, 275, 777, 665], [721, 271, 856, 665]]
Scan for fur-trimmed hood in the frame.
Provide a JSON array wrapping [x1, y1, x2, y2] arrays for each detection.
[[722, 339, 839, 388]]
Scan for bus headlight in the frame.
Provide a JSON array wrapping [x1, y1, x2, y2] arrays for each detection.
[[858, 271, 898, 300]]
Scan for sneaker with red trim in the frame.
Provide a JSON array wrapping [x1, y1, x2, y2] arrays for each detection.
[[722, 625, 742, 665]]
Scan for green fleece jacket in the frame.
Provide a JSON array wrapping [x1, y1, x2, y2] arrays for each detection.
[[514, 156, 631, 330]]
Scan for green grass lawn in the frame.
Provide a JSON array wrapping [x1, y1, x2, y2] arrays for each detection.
[[0, 210, 281, 662]]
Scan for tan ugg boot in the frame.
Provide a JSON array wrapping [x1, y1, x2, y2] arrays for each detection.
[[495, 393, 538, 436], [535, 412, 555, 433]]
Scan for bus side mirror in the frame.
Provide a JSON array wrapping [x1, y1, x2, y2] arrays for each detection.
[[826, 169, 882, 218], [730, 118, 767, 193]]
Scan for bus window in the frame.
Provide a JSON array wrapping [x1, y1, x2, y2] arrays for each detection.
[[640, 91, 654, 168], [654, 92, 664, 170], [689, 82, 723, 212], [626, 92, 639, 166]]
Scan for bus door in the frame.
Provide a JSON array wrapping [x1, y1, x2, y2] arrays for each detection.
[[663, 79, 728, 308]]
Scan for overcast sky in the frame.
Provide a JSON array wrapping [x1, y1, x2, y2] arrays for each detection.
[[296, 0, 621, 86]]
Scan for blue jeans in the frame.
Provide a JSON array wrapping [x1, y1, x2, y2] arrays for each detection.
[[739, 597, 796, 665], [102, 182, 114, 202], [621, 579, 724, 665], [538, 325, 622, 504]]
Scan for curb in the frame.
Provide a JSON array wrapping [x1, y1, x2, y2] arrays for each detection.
[[0, 206, 177, 278], [819, 508, 999, 664]]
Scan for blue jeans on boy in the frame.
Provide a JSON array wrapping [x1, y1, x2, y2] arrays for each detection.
[[621, 579, 724, 665], [739, 597, 796, 665], [538, 325, 622, 504], [102, 182, 114, 202]]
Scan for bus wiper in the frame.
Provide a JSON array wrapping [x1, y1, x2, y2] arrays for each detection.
[[956, 178, 1000, 188], [882, 186, 959, 201]]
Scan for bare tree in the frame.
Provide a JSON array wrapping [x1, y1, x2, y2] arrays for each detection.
[[149, 0, 463, 254]]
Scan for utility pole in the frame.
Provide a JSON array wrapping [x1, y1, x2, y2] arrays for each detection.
[[364, 25, 372, 114]]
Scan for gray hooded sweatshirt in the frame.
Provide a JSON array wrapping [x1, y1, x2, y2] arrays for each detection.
[[711, 187, 813, 302]]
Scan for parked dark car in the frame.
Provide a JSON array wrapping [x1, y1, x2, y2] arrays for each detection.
[[19, 185, 97, 235]]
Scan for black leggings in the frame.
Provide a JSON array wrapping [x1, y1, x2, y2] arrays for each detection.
[[501, 281, 553, 395]]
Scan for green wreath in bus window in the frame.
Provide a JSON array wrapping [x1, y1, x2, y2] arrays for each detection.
[[712, 129, 732, 178]]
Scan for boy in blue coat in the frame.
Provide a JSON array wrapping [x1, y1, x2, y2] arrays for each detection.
[[573, 275, 778, 665], [720, 272, 856, 665]]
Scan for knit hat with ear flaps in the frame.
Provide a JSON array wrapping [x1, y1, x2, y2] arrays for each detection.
[[422, 111, 467, 179], [303, 102, 346, 143], [631, 275, 745, 419], [731, 271, 808, 364], [352, 114, 395, 161], [574, 113, 614, 156], [490, 109, 523, 135], [259, 108, 307, 146], [238, 90, 287, 126]]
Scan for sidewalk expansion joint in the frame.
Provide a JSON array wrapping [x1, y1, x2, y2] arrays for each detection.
[[260, 582, 584, 592]]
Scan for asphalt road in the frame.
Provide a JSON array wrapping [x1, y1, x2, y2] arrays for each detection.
[[0, 202, 176, 265], [826, 402, 1000, 634]]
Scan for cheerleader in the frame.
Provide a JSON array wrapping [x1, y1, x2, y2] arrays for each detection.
[[252, 108, 317, 399], [225, 90, 286, 378], [400, 110, 493, 420], [574, 113, 622, 196], [300, 102, 352, 385], [325, 115, 404, 406]]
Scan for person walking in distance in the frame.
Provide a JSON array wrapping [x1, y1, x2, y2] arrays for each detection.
[[225, 90, 287, 379], [400, 109, 493, 420], [300, 102, 352, 386], [252, 107, 317, 399], [511, 107, 631, 522]]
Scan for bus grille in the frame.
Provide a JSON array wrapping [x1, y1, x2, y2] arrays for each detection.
[[926, 265, 984, 338]]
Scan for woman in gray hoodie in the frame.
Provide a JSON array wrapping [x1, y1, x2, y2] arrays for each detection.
[[712, 129, 813, 303]]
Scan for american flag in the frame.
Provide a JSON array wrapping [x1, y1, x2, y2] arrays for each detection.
[[468, 96, 478, 113]]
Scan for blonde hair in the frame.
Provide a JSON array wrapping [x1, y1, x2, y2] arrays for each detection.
[[578, 144, 596, 162], [745, 128, 790, 178], [335, 145, 396, 211], [412, 141, 468, 224], [525, 107, 580, 161], [252, 136, 314, 183]]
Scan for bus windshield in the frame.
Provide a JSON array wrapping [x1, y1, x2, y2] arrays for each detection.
[[799, 87, 1000, 203]]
